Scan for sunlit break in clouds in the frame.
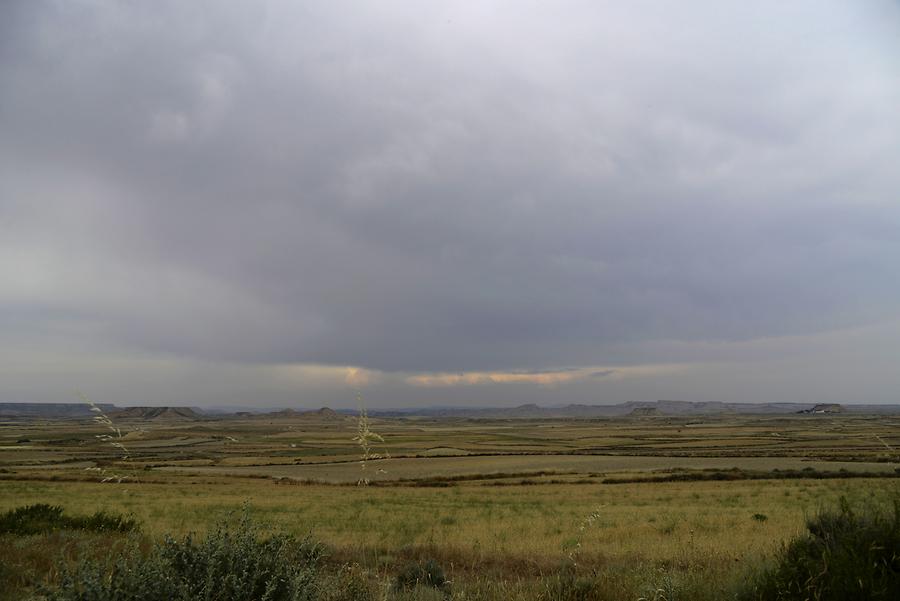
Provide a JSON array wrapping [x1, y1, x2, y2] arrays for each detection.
[[1, 1, 899, 408]]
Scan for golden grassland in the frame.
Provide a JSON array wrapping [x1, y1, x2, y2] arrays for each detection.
[[2, 476, 898, 562], [1, 412, 899, 599]]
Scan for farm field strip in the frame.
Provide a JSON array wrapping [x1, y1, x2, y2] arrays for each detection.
[[157, 454, 899, 483]]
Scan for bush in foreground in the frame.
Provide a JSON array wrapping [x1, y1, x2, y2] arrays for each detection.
[[739, 497, 900, 600], [44, 511, 331, 601]]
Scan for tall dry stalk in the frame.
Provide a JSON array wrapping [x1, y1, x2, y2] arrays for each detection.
[[352, 392, 388, 486], [566, 505, 605, 566], [78, 392, 134, 483]]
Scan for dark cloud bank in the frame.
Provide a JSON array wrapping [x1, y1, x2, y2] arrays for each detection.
[[1, 1, 899, 407]]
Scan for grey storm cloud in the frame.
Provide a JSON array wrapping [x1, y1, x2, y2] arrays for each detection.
[[2, 1, 900, 405]]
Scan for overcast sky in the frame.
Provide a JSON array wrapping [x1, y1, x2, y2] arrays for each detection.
[[2, 1, 899, 408]]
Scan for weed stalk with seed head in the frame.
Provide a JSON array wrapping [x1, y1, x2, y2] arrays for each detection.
[[566, 505, 605, 566], [78, 392, 135, 483], [352, 391, 388, 486]]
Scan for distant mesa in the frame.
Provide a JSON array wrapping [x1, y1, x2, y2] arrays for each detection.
[[0, 402, 117, 419], [507, 404, 544, 417], [250, 406, 348, 421], [108, 406, 202, 421], [310, 407, 343, 420], [269, 408, 301, 417], [637, 400, 729, 415], [798, 403, 845, 415], [371, 399, 864, 418], [0, 399, 896, 421], [292, 407, 349, 421]]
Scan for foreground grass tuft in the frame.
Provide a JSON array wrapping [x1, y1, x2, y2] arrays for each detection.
[[542, 565, 605, 601], [394, 559, 450, 596]]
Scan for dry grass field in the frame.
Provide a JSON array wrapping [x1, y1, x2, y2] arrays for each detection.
[[2, 412, 899, 599]]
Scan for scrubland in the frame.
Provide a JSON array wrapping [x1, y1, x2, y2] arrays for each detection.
[[1, 412, 898, 599]]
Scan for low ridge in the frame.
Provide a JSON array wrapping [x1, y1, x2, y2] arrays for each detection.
[[799, 403, 845, 414], [108, 406, 202, 421]]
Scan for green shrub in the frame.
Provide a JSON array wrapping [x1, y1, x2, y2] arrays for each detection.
[[0, 504, 138, 535], [739, 497, 900, 600], [394, 559, 450, 595], [43, 510, 328, 601]]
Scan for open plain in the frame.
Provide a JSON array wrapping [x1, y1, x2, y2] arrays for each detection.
[[2, 410, 899, 599]]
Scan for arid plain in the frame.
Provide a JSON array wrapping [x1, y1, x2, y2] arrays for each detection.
[[2, 409, 899, 599]]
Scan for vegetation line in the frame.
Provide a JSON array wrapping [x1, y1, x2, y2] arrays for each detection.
[[603, 468, 900, 484]]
